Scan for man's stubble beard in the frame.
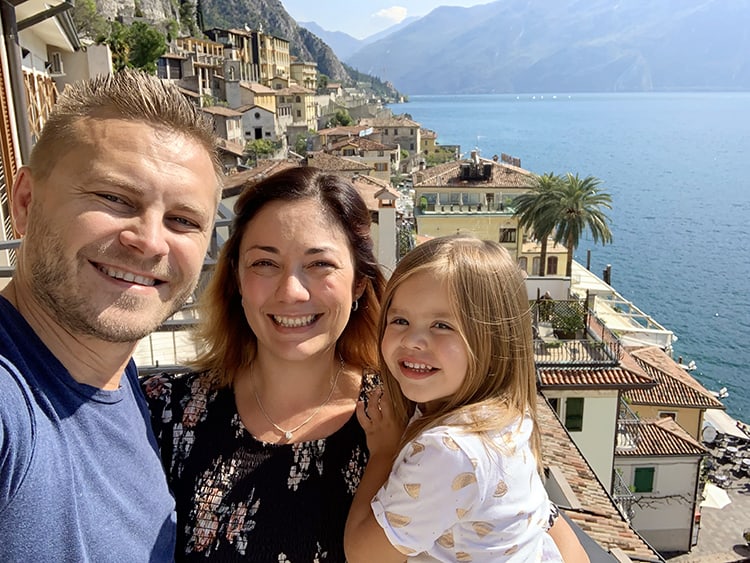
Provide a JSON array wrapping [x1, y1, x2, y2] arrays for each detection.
[[24, 211, 198, 343]]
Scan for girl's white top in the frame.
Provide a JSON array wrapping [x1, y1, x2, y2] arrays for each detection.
[[372, 408, 563, 562]]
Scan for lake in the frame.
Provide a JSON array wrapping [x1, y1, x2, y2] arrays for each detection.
[[392, 92, 750, 421]]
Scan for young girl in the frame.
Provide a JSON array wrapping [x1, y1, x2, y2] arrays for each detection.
[[345, 235, 569, 562]]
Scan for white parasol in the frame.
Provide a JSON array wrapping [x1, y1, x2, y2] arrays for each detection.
[[700, 482, 731, 509]]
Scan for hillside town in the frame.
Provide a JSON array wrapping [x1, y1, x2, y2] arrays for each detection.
[[1, 9, 750, 563]]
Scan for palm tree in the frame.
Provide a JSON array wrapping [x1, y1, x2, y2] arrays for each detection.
[[554, 173, 613, 277], [513, 173, 562, 276]]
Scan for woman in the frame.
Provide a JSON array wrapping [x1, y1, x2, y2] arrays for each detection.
[[143, 167, 386, 561]]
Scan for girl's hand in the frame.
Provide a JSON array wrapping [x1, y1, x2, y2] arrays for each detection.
[[356, 386, 405, 458]]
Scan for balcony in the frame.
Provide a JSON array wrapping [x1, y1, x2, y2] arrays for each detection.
[[532, 300, 621, 367]]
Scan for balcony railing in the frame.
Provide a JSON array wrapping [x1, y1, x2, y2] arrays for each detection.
[[616, 400, 642, 452], [531, 300, 621, 366], [611, 469, 636, 522]]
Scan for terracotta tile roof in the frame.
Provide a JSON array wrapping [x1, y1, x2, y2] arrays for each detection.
[[538, 396, 663, 561], [413, 158, 536, 189], [305, 152, 372, 172], [221, 160, 302, 197], [359, 116, 420, 128], [616, 417, 707, 457], [538, 365, 656, 389], [202, 105, 242, 117], [274, 85, 315, 95], [234, 104, 275, 115], [216, 138, 245, 157], [420, 128, 437, 139], [625, 347, 725, 410], [330, 137, 394, 151], [351, 175, 391, 212], [240, 81, 275, 94]]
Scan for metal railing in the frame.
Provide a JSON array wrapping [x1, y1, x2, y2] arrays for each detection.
[[611, 469, 636, 522], [531, 300, 621, 366]]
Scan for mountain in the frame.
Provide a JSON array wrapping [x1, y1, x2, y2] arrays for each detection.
[[298, 22, 362, 60], [299, 17, 421, 61], [346, 0, 750, 94]]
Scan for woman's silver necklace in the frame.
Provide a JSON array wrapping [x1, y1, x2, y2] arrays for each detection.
[[253, 356, 344, 441]]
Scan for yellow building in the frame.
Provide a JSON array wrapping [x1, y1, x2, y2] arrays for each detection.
[[204, 27, 290, 87], [275, 85, 317, 131], [360, 115, 421, 155], [290, 58, 318, 90], [412, 152, 537, 261]]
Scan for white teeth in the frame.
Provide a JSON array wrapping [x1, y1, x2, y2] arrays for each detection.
[[273, 314, 317, 328], [403, 361, 434, 371], [101, 266, 156, 286]]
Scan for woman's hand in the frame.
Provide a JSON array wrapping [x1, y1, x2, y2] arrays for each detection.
[[345, 385, 409, 563], [356, 385, 405, 459]]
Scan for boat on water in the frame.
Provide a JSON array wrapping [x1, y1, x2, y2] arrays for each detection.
[[678, 358, 697, 371], [710, 387, 729, 399]]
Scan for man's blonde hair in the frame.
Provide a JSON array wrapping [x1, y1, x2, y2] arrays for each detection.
[[29, 69, 223, 194]]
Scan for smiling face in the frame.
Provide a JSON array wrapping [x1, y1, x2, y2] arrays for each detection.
[[381, 270, 469, 413], [12, 117, 219, 342], [237, 198, 361, 363]]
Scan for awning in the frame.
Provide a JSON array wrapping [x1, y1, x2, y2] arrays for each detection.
[[700, 482, 731, 510]]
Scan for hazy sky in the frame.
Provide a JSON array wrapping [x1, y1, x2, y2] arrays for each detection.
[[280, 1, 490, 39]]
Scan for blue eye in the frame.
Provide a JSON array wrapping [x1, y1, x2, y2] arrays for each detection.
[[434, 322, 454, 330]]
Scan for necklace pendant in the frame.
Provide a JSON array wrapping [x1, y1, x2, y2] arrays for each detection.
[[284, 431, 293, 440]]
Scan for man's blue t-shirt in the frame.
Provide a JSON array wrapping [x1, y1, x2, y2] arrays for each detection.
[[0, 296, 176, 562]]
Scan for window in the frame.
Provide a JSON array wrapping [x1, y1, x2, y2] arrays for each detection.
[[296, 110, 301, 118], [564, 397, 584, 431], [633, 467, 655, 493], [375, 162, 388, 171], [295, 96, 301, 103], [343, 149, 355, 156], [546, 256, 558, 275], [254, 112, 261, 119], [548, 397, 559, 414], [518, 257, 528, 272], [410, 143, 415, 150], [531, 257, 541, 275], [658, 411, 677, 420], [499, 228, 517, 243]]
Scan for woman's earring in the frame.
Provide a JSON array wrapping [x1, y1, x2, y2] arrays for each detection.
[[351, 299, 359, 312]]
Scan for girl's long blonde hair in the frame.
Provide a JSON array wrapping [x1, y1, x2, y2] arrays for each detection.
[[380, 235, 541, 469]]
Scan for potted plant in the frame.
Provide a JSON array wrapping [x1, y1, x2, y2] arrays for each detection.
[[744, 528, 750, 545], [552, 308, 585, 339]]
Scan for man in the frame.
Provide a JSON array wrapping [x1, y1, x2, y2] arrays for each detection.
[[0, 70, 222, 561]]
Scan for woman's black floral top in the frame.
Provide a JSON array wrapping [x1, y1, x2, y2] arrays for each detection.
[[142, 371, 371, 562]]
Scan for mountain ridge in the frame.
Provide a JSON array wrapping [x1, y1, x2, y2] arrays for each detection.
[[345, 0, 750, 94]]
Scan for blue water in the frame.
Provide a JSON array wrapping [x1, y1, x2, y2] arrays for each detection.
[[393, 93, 750, 421]]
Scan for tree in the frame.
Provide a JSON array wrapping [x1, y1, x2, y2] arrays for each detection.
[[326, 109, 353, 128], [106, 21, 167, 73], [127, 22, 167, 73], [71, 0, 109, 41], [294, 132, 312, 156], [553, 173, 613, 277], [246, 139, 277, 163], [513, 173, 563, 276]]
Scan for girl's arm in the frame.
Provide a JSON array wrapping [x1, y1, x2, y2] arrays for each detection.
[[344, 390, 407, 563], [548, 512, 590, 563]]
